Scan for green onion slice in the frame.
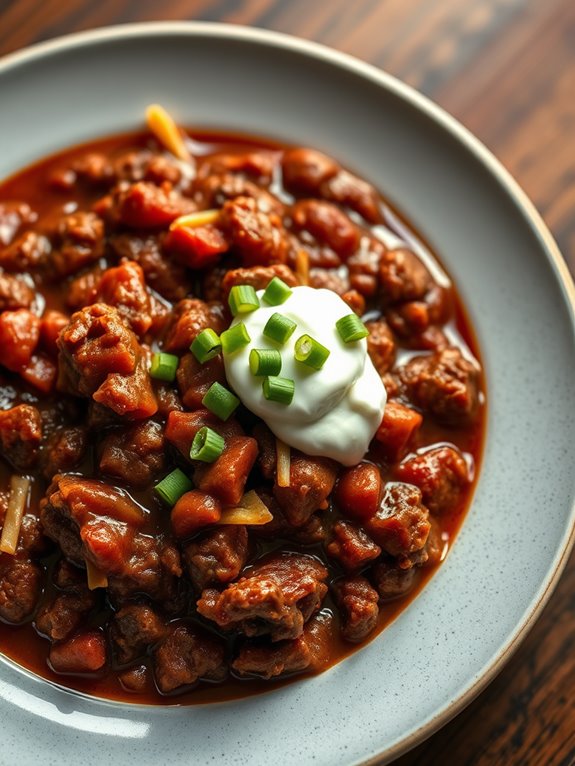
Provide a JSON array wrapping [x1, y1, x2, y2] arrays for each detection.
[[190, 426, 225, 462], [294, 334, 330, 370], [228, 284, 260, 316], [190, 328, 221, 364], [263, 312, 297, 345], [262, 376, 295, 405], [220, 322, 251, 355], [154, 468, 192, 506], [249, 348, 282, 376], [202, 381, 240, 421], [335, 313, 369, 343], [149, 352, 179, 382], [262, 277, 293, 306]]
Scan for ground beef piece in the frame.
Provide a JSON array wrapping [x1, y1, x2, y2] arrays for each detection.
[[341, 289, 366, 316], [112, 149, 192, 189], [372, 559, 418, 601], [400, 347, 481, 426], [379, 248, 432, 304], [0, 309, 41, 371], [332, 576, 379, 643], [193, 435, 259, 506], [17, 512, 50, 556], [291, 199, 359, 259], [52, 558, 88, 592], [153, 623, 227, 693], [366, 320, 396, 374], [49, 630, 106, 674], [326, 521, 381, 572], [96, 261, 152, 338], [162, 298, 226, 354], [293, 514, 327, 545], [197, 552, 328, 642], [0, 231, 51, 271], [41, 425, 87, 480], [49, 212, 105, 277], [99, 181, 194, 229], [57, 303, 157, 419], [347, 236, 386, 298], [273, 453, 338, 526], [65, 265, 103, 311], [110, 604, 167, 664], [365, 482, 431, 564], [221, 264, 299, 302], [35, 589, 96, 641], [193, 174, 284, 215], [198, 151, 275, 184], [220, 195, 289, 267], [0, 271, 35, 310], [0, 201, 36, 246], [281, 148, 339, 195], [0, 404, 42, 470], [395, 446, 470, 515], [232, 611, 333, 679], [0, 554, 42, 623], [118, 664, 149, 693], [99, 420, 165, 488], [176, 352, 226, 410], [184, 526, 249, 591], [386, 284, 452, 341], [308, 268, 349, 293], [165, 409, 244, 460]]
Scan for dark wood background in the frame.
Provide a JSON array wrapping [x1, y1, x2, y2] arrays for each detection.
[[1, 1, 574, 764]]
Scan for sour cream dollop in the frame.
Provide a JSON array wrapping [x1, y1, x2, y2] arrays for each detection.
[[223, 286, 386, 466]]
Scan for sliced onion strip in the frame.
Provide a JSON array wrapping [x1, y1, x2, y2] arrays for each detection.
[[295, 249, 310, 286], [0, 475, 30, 555], [276, 438, 291, 487], [145, 103, 191, 162], [219, 490, 273, 525], [170, 209, 221, 230]]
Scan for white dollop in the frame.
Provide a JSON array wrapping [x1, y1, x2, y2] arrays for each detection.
[[223, 286, 387, 466]]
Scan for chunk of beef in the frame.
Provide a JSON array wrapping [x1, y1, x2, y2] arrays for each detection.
[[0, 554, 42, 623], [40, 310, 69, 358], [219, 196, 289, 267], [0, 231, 50, 271], [176, 352, 226, 410], [332, 576, 379, 643], [0, 271, 35, 310], [0, 201, 36, 246], [347, 236, 386, 298], [399, 347, 481, 426], [112, 150, 192, 189], [372, 559, 418, 601], [291, 200, 359, 259], [379, 248, 432, 304], [162, 298, 226, 354], [232, 611, 333, 679], [99, 181, 194, 229], [385, 284, 452, 341], [374, 400, 423, 460], [365, 482, 430, 564], [164, 223, 228, 270], [41, 426, 87, 480], [49, 212, 105, 277], [281, 148, 339, 195], [118, 664, 149, 693], [366, 320, 396, 375], [326, 521, 381, 572], [52, 558, 88, 592], [99, 420, 165, 488], [49, 630, 107, 674], [57, 303, 157, 419], [153, 381, 183, 418], [193, 435, 259, 506], [341, 288, 366, 316], [164, 409, 244, 460], [64, 265, 103, 311], [184, 526, 248, 591], [198, 151, 275, 184], [395, 446, 470, 515], [35, 589, 96, 641], [221, 264, 299, 302], [273, 453, 338, 526], [193, 173, 284, 215], [110, 604, 167, 664], [0, 308, 40, 371], [153, 623, 227, 693], [197, 552, 328, 641], [96, 261, 152, 338], [0, 404, 42, 470], [308, 268, 349, 293]]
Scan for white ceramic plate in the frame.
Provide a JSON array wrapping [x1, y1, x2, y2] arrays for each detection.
[[1, 22, 575, 766]]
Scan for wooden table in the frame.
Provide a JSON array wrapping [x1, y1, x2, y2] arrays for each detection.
[[1, 1, 574, 763]]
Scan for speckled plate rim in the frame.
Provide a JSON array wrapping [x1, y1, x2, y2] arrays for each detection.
[[0, 21, 574, 765]]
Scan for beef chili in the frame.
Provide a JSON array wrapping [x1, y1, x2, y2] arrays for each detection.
[[0, 106, 485, 704]]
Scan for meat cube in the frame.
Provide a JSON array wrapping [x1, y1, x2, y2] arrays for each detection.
[[57, 303, 157, 419], [273, 453, 338, 526], [153, 623, 227, 693], [50, 212, 105, 277], [365, 482, 431, 563], [366, 320, 396, 375], [118, 664, 149, 693], [102, 181, 194, 229], [341, 289, 366, 316], [332, 576, 379, 643], [0, 554, 42, 623], [176, 352, 226, 410], [0, 231, 51, 271], [0, 404, 42, 470], [0, 272, 35, 311], [162, 298, 226, 354], [394, 446, 470, 515], [219, 196, 289, 267], [193, 435, 259, 506], [321, 169, 381, 223], [372, 559, 418, 601], [0, 201, 36, 246], [99, 420, 165, 488], [96, 261, 152, 338], [194, 174, 284, 215], [35, 589, 96, 641], [374, 400, 423, 460], [221, 264, 299, 302], [197, 552, 328, 641], [49, 630, 107, 674], [347, 237, 386, 298], [400, 347, 481, 426], [64, 265, 103, 311], [40, 310, 69, 358], [0, 309, 41, 371], [291, 200, 359, 259], [164, 224, 228, 269], [281, 148, 339, 195], [379, 248, 432, 304], [232, 611, 333, 679], [325, 521, 381, 572], [198, 151, 275, 184], [41, 425, 87, 480], [184, 526, 248, 591], [110, 605, 167, 664]]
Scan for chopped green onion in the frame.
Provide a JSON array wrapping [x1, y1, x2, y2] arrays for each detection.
[[249, 348, 282, 376], [190, 328, 221, 364], [228, 284, 260, 316], [190, 426, 225, 462], [262, 376, 295, 405], [149, 352, 179, 382], [263, 312, 297, 345], [154, 468, 193, 506], [202, 381, 240, 421], [294, 334, 330, 370], [262, 277, 293, 306], [335, 313, 369, 343], [221, 322, 251, 355]]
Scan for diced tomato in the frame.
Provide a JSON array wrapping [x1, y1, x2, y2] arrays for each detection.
[[20, 354, 57, 393], [375, 400, 423, 459], [171, 490, 222, 538], [335, 462, 382, 523], [0, 309, 40, 371], [165, 224, 228, 269]]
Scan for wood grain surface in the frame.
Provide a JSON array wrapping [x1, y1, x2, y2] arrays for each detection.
[[1, 1, 574, 764]]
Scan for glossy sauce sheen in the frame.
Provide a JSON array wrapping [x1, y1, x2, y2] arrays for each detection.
[[0, 130, 485, 704]]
